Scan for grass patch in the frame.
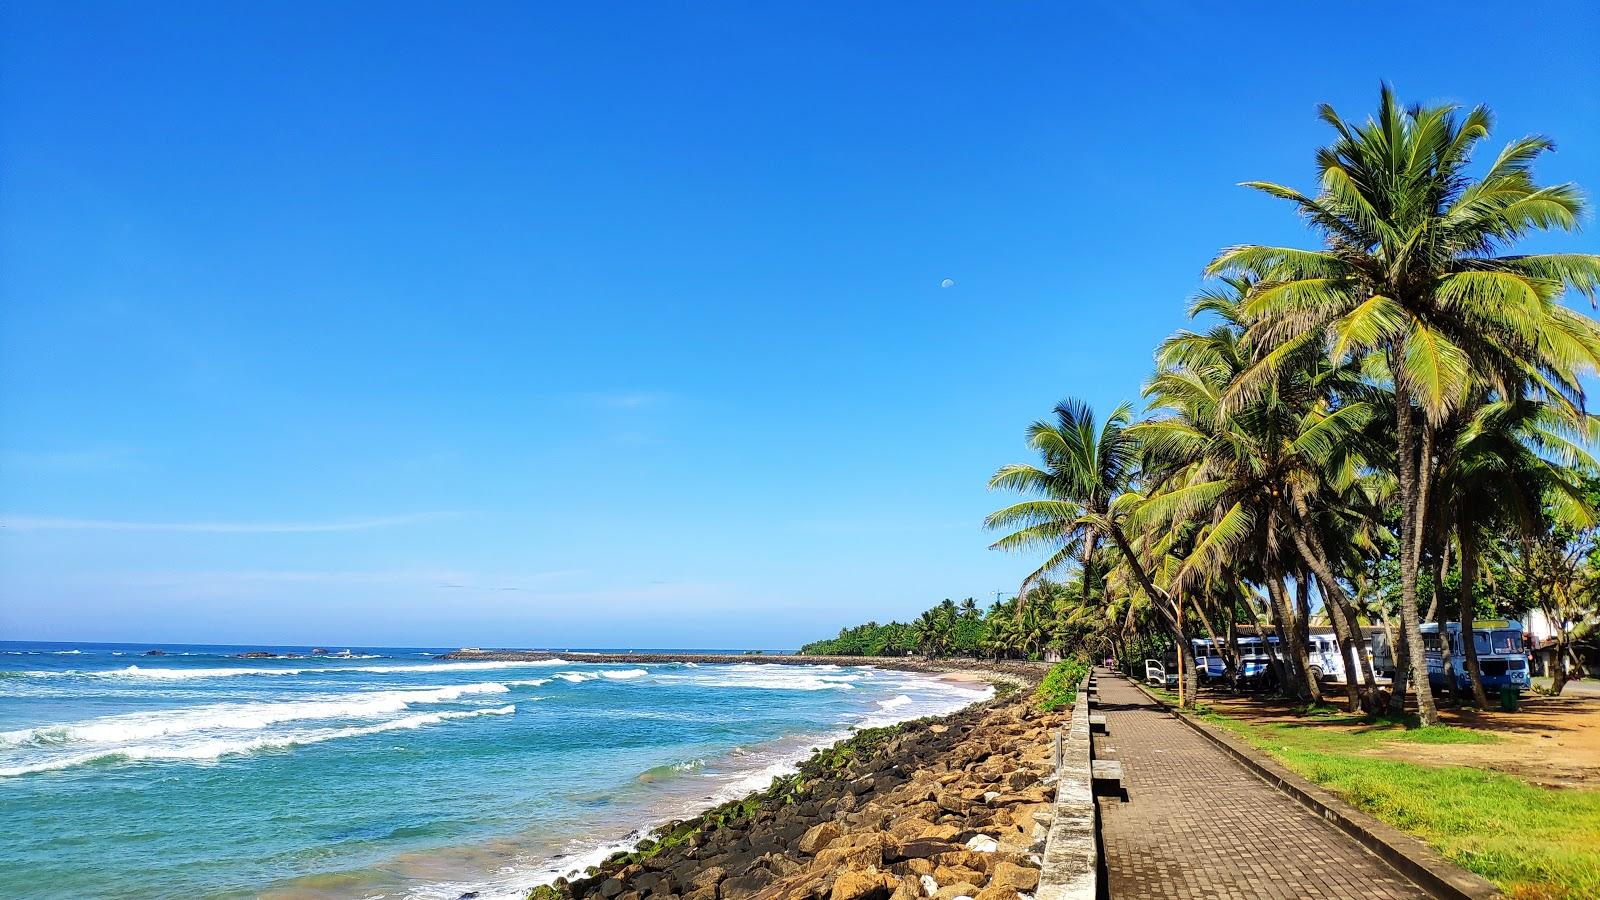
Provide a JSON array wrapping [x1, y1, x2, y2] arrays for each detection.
[[1275, 750, 1600, 899], [1195, 709, 1498, 755]]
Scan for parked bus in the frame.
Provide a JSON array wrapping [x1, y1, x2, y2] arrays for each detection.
[[1233, 635, 1278, 688], [1305, 633, 1346, 682], [1190, 638, 1227, 683], [1420, 621, 1529, 691]]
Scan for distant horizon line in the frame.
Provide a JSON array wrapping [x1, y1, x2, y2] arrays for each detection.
[[0, 638, 800, 653]]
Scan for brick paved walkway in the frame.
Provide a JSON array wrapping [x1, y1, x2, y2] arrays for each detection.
[[1093, 670, 1426, 899]]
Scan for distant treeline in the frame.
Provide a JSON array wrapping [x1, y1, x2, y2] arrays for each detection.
[[799, 588, 1091, 659]]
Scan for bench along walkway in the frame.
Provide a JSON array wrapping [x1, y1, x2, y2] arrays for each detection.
[[1093, 672, 1427, 899]]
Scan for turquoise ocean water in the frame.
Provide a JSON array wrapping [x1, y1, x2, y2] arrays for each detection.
[[0, 642, 987, 900]]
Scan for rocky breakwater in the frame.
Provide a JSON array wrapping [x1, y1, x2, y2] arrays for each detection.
[[534, 691, 1063, 900]]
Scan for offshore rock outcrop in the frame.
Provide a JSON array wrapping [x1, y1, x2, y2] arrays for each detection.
[[438, 650, 1045, 686]]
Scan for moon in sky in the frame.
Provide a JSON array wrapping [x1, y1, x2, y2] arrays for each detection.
[[940, 278, 955, 288]]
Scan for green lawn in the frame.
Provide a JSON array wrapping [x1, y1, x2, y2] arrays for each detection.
[[1146, 687, 1600, 899]]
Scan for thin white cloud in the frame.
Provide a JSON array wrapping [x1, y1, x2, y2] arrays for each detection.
[[0, 513, 454, 533]]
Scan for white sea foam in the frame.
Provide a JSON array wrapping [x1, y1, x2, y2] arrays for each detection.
[[0, 683, 513, 748], [657, 665, 860, 691], [599, 669, 647, 680], [21, 659, 573, 681], [554, 672, 599, 683], [875, 694, 913, 711], [0, 705, 516, 777], [506, 678, 551, 687]]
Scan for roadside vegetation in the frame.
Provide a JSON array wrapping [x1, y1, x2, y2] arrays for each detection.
[[980, 85, 1600, 718], [1033, 655, 1091, 712]]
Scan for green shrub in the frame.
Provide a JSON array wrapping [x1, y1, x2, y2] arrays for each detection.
[[1034, 655, 1090, 711]]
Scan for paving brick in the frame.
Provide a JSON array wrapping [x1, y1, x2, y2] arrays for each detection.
[[1093, 671, 1425, 899]]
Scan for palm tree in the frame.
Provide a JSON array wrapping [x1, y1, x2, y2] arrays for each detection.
[[1209, 86, 1600, 723], [912, 610, 951, 657], [1434, 397, 1598, 704], [986, 399, 1142, 615], [1134, 277, 1390, 706]]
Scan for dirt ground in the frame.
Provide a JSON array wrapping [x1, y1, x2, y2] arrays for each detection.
[[1196, 684, 1600, 790]]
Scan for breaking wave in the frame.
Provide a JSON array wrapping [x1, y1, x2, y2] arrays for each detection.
[[0, 705, 516, 777], [16, 659, 572, 681], [0, 683, 513, 748]]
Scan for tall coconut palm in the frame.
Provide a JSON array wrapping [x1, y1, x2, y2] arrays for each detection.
[[986, 399, 1141, 614], [986, 398, 1201, 702], [1209, 86, 1600, 723]]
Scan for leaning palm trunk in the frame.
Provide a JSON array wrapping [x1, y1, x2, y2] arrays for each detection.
[[1321, 582, 1364, 712], [1285, 523, 1376, 707], [1394, 381, 1441, 724], [1103, 524, 1194, 708], [1252, 590, 1290, 690], [1348, 596, 1379, 700], [1457, 524, 1491, 708], [1267, 576, 1320, 702]]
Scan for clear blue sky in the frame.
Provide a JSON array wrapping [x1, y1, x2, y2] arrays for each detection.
[[3, 2, 1598, 648]]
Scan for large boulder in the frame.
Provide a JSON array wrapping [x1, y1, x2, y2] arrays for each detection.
[[985, 862, 1038, 893], [885, 839, 962, 862], [721, 868, 775, 897], [931, 883, 979, 900], [796, 822, 842, 855], [829, 872, 898, 900]]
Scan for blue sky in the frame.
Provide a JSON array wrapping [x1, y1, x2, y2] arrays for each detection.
[[3, 2, 1598, 648]]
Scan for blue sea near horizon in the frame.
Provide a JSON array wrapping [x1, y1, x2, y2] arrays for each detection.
[[0, 641, 988, 900]]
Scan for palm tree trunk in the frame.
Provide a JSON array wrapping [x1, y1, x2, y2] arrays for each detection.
[[1225, 615, 1244, 688], [1320, 580, 1365, 712], [1348, 582, 1380, 701], [1251, 590, 1289, 690], [1102, 524, 1195, 708], [1267, 573, 1318, 701], [1394, 379, 1440, 724], [1295, 573, 1324, 704], [1433, 549, 1459, 704], [1266, 576, 1314, 700], [1552, 641, 1571, 696], [1284, 523, 1369, 709], [1391, 625, 1412, 717], [1081, 530, 1100, 609], [1193, 597, 1227, 685], [1457, 523, 1490, 708]]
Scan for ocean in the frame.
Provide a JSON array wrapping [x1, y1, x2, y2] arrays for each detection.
[[0, 642, 987, 900]]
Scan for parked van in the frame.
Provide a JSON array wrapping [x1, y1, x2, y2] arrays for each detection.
[[1420, 621, 1529, 691]]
